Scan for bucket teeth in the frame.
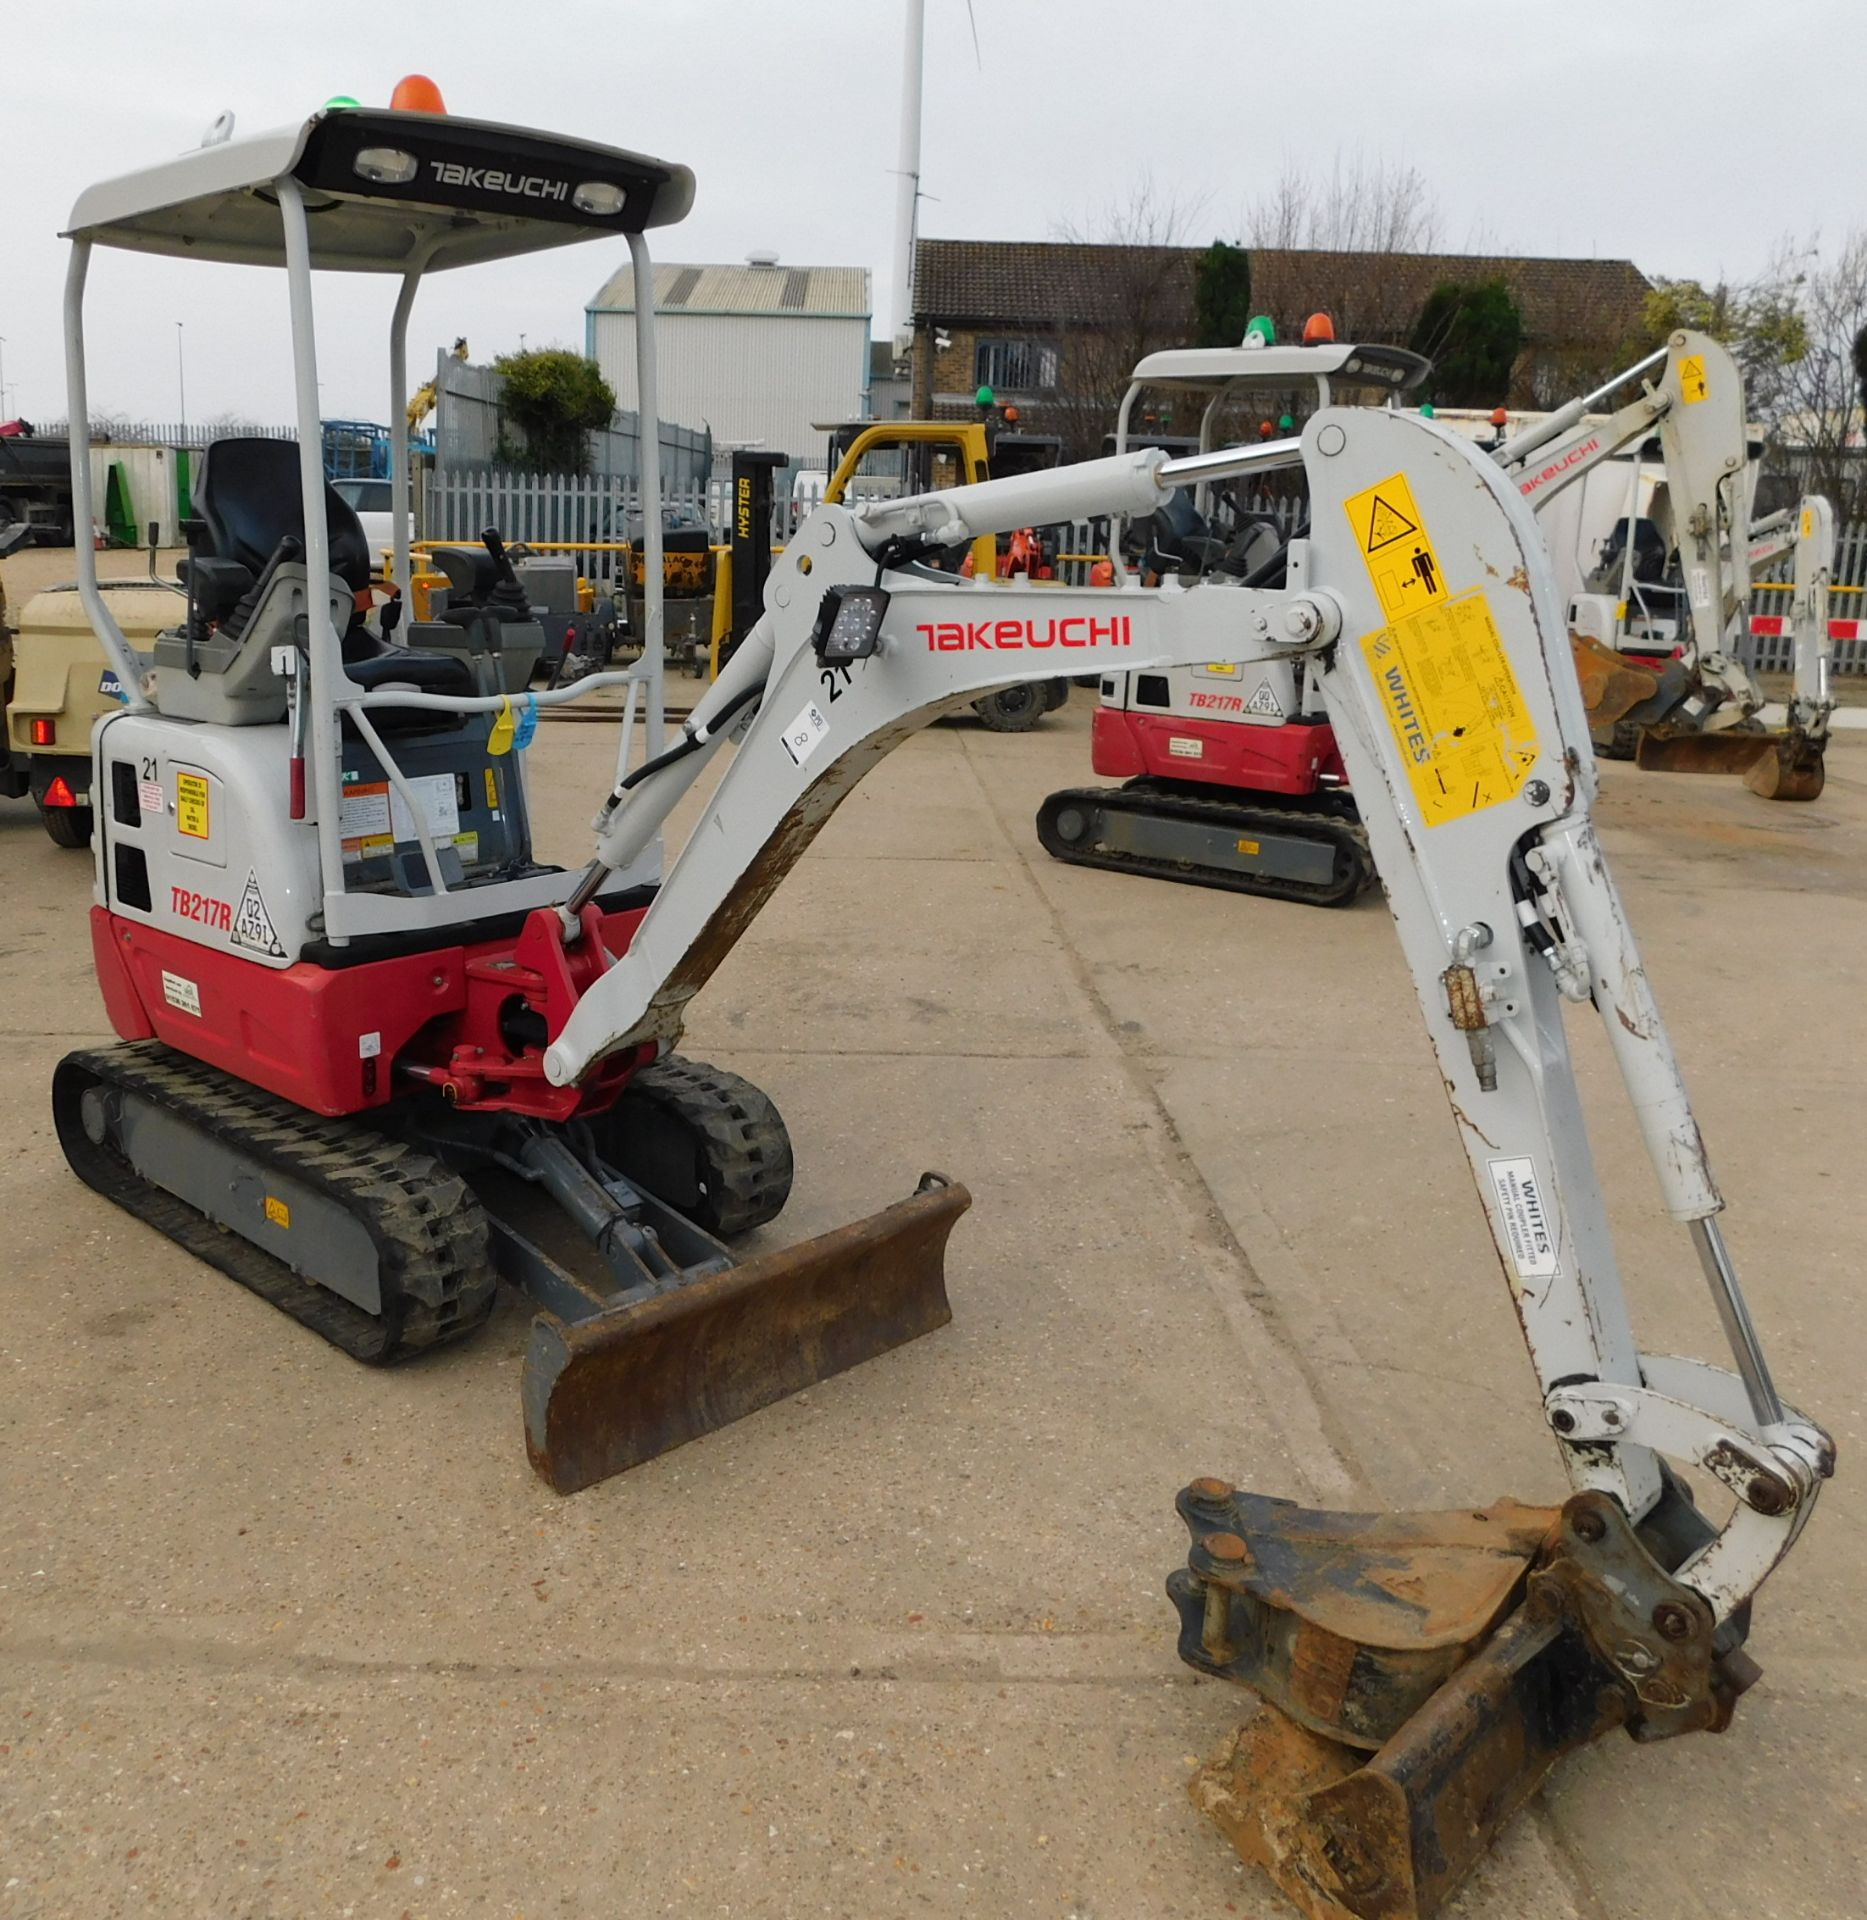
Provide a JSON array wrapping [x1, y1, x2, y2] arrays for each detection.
[[522, 1177, 969, 1492]]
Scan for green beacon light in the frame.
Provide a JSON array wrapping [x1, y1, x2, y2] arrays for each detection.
[[324, 94, 361, 110], [1244, 315, 1276, 347], [974, 385, 995, 409], [1419, 402, 1437, 419], [1278, 413, 1295, 433]]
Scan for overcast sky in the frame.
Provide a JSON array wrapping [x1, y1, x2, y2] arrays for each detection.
[[5, 0, 1861, 428]]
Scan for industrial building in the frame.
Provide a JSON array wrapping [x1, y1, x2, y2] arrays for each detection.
[[586, 254, 872, 469]]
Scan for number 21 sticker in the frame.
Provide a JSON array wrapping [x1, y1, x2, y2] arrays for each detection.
[[780, 701, 830, 768]]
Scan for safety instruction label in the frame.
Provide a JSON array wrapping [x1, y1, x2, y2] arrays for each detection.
[[1168, 736, 1204, 758], [232, 869, 286, 957], [1343, 471, 1447, 624], [1486, 1156, 1558, 1280], [1678, 353, 1709, 404], [137, 779, 164, 816], [339, 773, 461, 862], [174, 770, 211, 839], [264, 1195, 292, 1230], [1361, 590, 1539, 827]]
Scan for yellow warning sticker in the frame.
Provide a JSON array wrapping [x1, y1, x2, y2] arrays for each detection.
[[1344, 471, 1448, 625], [1202, 662, 1239, 676], [1361, 590, 1540, 828], [1801, 506, 1815, 541], [175, 770, 211, 839], [1678, 354, 1709, 404], [264, 1195, 291, 1229], [1235, 838, 1261, 856]]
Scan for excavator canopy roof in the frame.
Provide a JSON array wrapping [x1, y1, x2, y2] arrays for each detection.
[[64, 109, 694, 272], [1128, 342, 1430, 392]]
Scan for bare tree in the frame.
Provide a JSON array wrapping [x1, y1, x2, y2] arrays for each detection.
[[1238, 146, 1444, 344], [1766, 227, 1867, 514], [1026, 176, 1208, 460], [1244, 147, 1443, 256]]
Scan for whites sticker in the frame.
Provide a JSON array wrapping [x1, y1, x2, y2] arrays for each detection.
[[137, 779, 164, 816], [1245, 680, 1285, 719], [232, 870, 286, 957], [358, 1031, 382, 1060], [160, 969, 202, 1017], [1486, 1156, 1558, 1280], [780, 701, 831, 767], [1167, 736, 1204, 759]]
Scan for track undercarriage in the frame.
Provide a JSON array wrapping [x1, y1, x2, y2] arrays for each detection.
[[55, 1040, 968, 1491], [1036, 779, 1373, 908]]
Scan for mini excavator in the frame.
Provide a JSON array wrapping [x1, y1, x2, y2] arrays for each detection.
[[1495, 331, 1836, 800], [54, 96, 1829, 1920]]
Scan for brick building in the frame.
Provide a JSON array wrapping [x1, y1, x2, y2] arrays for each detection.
[[909, 238, 1652, 433]]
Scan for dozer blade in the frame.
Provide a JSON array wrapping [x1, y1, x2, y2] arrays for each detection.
[[1633, 727, 1778, 778], [1171, 1482, 1758, 1920], [521, 1176, 969, 1492], [1742, 732, 1826, 802]]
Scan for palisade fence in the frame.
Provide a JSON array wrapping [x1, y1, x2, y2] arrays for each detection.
[[35, 420, 297, 449], [420, 476, 1307, 596], [1747, 516, 1867, 674]]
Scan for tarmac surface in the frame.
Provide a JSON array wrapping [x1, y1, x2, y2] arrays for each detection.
[[1, 672, 1863, 1919]]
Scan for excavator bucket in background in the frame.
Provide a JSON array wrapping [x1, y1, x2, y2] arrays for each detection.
[[1169, 1480, 1759, 1920], [520, 1177, 969, 1493], [1569, 631, 1661, 737], [1742, 731, 1827, 802], [1633, 727, 1780, 779]]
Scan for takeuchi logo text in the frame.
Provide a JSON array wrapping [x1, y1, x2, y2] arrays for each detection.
[[429, 161, 569, 202], [918, 615, 1132, 651]]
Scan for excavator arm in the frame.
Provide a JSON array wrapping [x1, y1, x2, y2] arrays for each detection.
[[536, 410, 1829, 1916]]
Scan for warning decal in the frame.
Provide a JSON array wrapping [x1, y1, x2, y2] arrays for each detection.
[[1343, 471, 1447, 624], [1678, 353, 1709, 404], [175, 770, 211, 839], [1245, 680, 1285, 718], [232, 870, 286, 956], [1362, 492, 1419, 553], [1361, 590, 1540, 827]]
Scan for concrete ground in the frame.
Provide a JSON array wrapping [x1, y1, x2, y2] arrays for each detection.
[[1, 676, 1863, 1919]]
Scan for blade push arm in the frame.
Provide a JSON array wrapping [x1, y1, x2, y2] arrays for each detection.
[[552, 410, 1828, 1627]]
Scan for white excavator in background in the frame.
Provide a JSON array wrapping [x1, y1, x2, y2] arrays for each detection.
[[1493, 332, 1836, 798], [53, 94, 1830, 1920]]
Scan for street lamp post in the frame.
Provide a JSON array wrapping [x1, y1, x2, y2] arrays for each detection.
[[176, 322, 186, 436]]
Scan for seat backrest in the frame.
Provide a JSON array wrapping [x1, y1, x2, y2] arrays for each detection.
[[196, 437, 371, 593]]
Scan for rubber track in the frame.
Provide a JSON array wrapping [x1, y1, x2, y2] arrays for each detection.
[[1036, 780, 1373, 909], [53, 1041, 497, 1364], [601, 1055, 795, 1239]]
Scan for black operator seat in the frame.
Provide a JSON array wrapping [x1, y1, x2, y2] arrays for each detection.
[[192, 437, 470, 695]]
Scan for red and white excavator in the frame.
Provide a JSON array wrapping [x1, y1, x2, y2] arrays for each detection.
[[51, 92, 1830, 1920], [1037, 323, 1431, 906]]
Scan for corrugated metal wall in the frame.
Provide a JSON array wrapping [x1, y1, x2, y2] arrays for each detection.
[[591, 313, 870, 468]]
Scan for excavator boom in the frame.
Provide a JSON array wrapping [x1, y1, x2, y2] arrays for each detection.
[[533, 411, 1830, 1917]]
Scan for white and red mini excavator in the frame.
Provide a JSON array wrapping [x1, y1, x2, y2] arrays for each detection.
[[53, 93, 1830, 1920]]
